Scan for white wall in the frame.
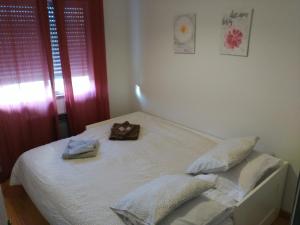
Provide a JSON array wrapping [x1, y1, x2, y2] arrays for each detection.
[[130, 0, 300, 212], [104, 0, 133, 117]]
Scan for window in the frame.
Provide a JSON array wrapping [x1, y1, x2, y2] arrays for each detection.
[[0, 3, 46, 85], [0, 1, 54, 105], [63, 2, 93, 99], [47, 1, 92, 97], [0, 0, 110, 136], [47, 1, 64, 96]]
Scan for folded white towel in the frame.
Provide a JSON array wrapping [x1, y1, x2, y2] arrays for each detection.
[[62, 139, 99, 160], [67, 139, 99, 155]]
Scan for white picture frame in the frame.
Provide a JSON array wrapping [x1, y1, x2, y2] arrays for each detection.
[[220, 9, 254, 57], [174, 14, 196, 54]]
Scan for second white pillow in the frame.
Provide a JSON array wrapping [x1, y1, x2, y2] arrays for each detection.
[[111, 175, 213, 225], [186, 136, 259, 174]]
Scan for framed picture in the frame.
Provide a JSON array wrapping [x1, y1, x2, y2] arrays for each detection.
[[174, 14, 196, 54], [220, 9, 253, 56]]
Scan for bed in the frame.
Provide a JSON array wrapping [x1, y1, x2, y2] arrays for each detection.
[[10, 112, 288, 225]]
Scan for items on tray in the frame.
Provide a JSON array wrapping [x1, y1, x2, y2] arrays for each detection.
[[62, 139, 99, 160], [109, 121, 140, 140]]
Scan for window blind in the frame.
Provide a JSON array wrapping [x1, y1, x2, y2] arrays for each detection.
[[48, 2, 62, 80], [64, 3, 90, 79], [0, 1, 48, 85], [47, 1, 64, 95]]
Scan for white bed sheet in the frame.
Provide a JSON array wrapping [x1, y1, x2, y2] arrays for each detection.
[[11, 112, 233, 225]]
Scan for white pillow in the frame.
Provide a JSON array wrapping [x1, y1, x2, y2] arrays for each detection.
[[186, 136, 259, 174], [111, 175, 213, 225], [238, 152, 281, 197], [159, 196, 233, 225], [195, 174, 218, 185], [215, 152, 281, 201]]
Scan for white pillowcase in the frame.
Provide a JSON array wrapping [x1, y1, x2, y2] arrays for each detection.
[[186, 136, 259, 174], [215, 152, 281, 201], [159, 196, 233, 225], [111, 175, 213, 225], [238, 152, 281, 198], [195, 174, 218, 185]]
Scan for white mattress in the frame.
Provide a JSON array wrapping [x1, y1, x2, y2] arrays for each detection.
[[11, 112, 234, 225]]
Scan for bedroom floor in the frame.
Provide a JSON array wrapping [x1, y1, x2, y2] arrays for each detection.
[[2, 182, 49, 225], [1, 182, 290, 225]]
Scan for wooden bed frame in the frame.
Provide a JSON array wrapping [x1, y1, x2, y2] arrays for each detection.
[[87, 112, 289, 225]]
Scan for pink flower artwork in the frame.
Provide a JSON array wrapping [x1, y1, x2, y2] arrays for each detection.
[[225, 28, 243, 49]]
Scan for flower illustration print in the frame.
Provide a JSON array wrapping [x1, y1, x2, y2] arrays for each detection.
[[225, 28, 243, 49]]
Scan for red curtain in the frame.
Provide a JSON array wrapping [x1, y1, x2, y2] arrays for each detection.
[[0, 0, 58, 182], [54, 0, 110, 135]]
